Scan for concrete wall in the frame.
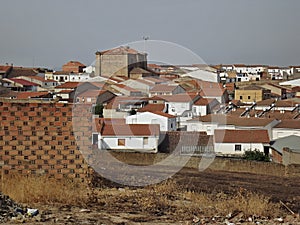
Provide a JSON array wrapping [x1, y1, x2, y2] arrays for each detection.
[[283, 148, 300, 166], [110, 152, 300, 177], [214, 143, 264, 155]]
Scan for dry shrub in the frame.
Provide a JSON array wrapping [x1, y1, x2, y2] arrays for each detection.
[[1, 174, 89, 205], [181, 189, 281, 218]]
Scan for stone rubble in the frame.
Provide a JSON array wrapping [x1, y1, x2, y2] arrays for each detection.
[[0, 192, 41, 224]]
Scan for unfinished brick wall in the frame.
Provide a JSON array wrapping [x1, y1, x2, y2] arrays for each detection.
[[0, 100, 94, 181], [158, 131, 213, 154]]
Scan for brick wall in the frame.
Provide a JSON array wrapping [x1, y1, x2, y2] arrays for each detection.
[[0, 100, 94, 181], [158, 131, 213, 153]]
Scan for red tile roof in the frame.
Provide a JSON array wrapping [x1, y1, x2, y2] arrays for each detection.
[[274, 120, 300, 129], [0, 65, 12, 73], [137, 103, 165, 112], [9, 78, 39, 86], [63, 61, 86, 67], [151, 111, 176, 118], [55, 82, 80, 89], [16, 91, 49, 99], [7, 67, 39, 78], [77, 90, 106, 98], [193, 98, 216, 106], [98, 46, 141, 55], [189, 114, 275, 127], [26, 75, 57, 83], [214, 129, 270, 143], [99, 124, 160, 136], [153, 93, 200, 103], [150, 84, 181, 92]]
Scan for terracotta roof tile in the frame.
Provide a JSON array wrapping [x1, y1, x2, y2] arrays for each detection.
[[9, 78, 39, 86], [63, 61, 86, 67], [214, 129, 270, 143], [16, 91, 49, 99], [55, 82, 80, 89], [193, 98, 216, 106], [189, 114, 275, 127], [137, 103, 166, 112], [274, 120, 300, 129], [99, 124, 160, 136]]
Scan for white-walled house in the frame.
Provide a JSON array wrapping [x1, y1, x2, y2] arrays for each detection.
[[149, 84, 185, 97], [126, 111, 177, 131], [214, 129, 270, 155], [192, 98, 220, 117], [186, 114, 279, 137], [94, 124, 160, 153], [272, 120, 300, 139]]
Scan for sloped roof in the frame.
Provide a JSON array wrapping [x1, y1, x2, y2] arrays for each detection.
[[274, 120, 300, 129], [9, 78, 39, 86], [137, 103, 165, 113], [150, 84, 180, 92], [0, 65, 12, 73], [193, 98, 216, 106], [151, 111, 176, 118], [55, 82, 80, 89], [77, 90, 107, 98], [97, 46, 141, 55], [270, 135, 300, 154], [7, 67, 39, 78], [153, 93, 199, 103], [16, 91, 49, 99], [238, 85, 268, 91], [25, 75, 57, 83], [189, 114, 276, 127], [99, 124, 160, 136], [214, 129, 270, 143], [130, 67, 151, 74], [63, 61, 86, 67]]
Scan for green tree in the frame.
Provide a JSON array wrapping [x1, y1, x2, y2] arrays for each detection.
[[129, 109, 136, 115], [243, 149, 270, 162], [94, 104, 104, 117]]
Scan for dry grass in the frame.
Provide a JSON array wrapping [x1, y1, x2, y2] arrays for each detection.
[[0, 175, 282, 219], [94, 179, 282, 219], [1, 174, 89, 205]]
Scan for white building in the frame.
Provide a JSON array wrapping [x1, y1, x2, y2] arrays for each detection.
[[272, 120, 300, 139], [186, 114, 279, 137], [214, 129, 270, 155], [126, 111, 177, 131], [192, 98, 220, 117], [94, 124, 160, 153]]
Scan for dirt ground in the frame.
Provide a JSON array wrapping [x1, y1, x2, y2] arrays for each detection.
[[7, 167, 300, 225]]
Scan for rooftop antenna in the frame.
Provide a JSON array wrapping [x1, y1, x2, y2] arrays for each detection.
[[143, 36, 149, 54]]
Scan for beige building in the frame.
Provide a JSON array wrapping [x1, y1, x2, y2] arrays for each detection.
[[235, 85, 271, 103], [95, 46, 147, 78]]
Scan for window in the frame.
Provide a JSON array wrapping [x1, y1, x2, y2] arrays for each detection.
[[248, 96, 251, 100], [143, 137, 149, 145], [239, 96, 243, 100], [235, 144, 242, 151], [118, 139, 125, 146]]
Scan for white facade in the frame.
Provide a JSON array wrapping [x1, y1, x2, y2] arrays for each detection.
[[192, 99, 220, 117], [98, 135, 158, 153], [272, 128, 300, 139], [214, 143, 265, 155], [126, 112, 176, 131], [46, 72, 91, 83], [166, 101, 191, 116], [183, 69, 220, 83]]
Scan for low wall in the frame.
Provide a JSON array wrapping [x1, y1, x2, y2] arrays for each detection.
[[110, 152, 300, 177]]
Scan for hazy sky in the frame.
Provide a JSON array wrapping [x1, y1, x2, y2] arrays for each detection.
[[1, 0, 300, 68]]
